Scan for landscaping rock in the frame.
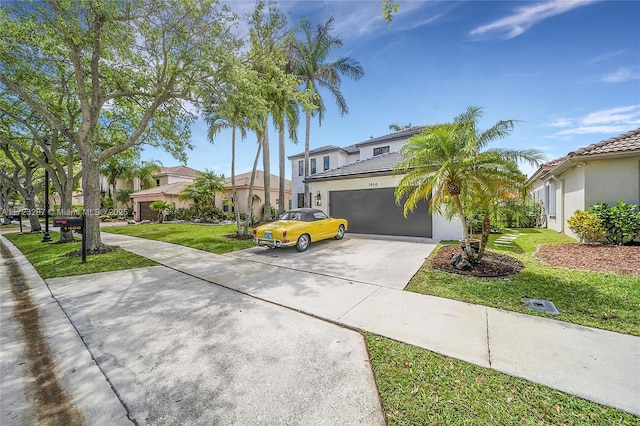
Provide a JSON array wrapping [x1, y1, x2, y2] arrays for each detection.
[[451, 252, 472, 270]]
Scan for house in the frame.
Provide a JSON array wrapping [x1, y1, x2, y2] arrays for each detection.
[[217, 170, 291, 218], [129, 166, 200, 221], [527, 128, 640, 239], [288, 127, 461, 240]]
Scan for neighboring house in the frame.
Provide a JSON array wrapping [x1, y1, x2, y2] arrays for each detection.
[[129, 166, 200, 221], [289, 126, 461, 240], [218, 170, 292, 219], [527, 128, 640, 239], [130, 181, 193, 221]]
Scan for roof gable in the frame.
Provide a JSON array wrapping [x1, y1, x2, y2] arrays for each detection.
[[530, 128, 640, 182]]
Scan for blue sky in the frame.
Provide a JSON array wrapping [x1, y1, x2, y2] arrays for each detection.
[[143, 0, 640, 179]]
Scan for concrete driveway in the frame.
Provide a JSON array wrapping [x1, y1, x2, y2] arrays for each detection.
[[227, 233, 439, 290]]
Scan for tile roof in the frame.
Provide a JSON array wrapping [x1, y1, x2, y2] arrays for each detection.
[[305, 151, 402, 182], [530, 128, 640, 181], [157, 166, 200, 178], [355, 125, 427, 148], [568, 128, 640, 156], [130, 181, 191, 197], [288, 145, 356, 159], [540, 128, 640, 169], [222, 170, 291, 190]]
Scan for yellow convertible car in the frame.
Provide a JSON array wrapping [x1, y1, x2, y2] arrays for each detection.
[[253, 208, 348, 252]]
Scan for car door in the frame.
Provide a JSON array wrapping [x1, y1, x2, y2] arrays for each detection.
[[312, 211, 333, 240]]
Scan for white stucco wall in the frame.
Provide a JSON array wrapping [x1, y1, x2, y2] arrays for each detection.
[[358, 140, 405, 161], [310, 174, 461, 240]]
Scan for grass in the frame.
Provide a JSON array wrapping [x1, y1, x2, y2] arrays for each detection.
[[406, 228, 640, 336], [4, 232, 157, 279], [103, 223, 256, 254], [366, 333, 638, 425]]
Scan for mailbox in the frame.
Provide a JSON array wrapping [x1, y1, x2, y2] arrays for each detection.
[[53, 217, 84, 232]]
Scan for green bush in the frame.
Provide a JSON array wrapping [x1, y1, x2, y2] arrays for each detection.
[[589, 201, 640, 245], [567, 210, 605, 244]]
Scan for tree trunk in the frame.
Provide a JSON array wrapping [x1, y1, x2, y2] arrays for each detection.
[[244, 140, 262, 236], [477, 212, 491, 261], [303, 110, 311, 208], [231, 127, 243, 236], [262, 117, 272, 221], [24, 196, 41, 232], [278, 124, 285, 216], [82, 156, 104, 252]]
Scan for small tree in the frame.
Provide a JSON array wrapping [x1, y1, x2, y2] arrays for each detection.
[[149, 200, 172, 223], [567, 210, 605, 244]]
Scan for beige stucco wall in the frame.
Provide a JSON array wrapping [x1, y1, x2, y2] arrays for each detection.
[[584, 157, 640, 206], [310, 174, 461, 240]]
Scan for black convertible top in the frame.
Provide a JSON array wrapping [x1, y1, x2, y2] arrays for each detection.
[[279, 208, 326, 222]]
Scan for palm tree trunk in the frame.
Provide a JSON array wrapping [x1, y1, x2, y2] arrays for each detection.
[[304, 109, 311, 208], [278, 124, 285, 215], [477, 212, 491, 261], [231, 127, 243, 236], [244, 138, 262, 236], [262, 116, 272, 221]]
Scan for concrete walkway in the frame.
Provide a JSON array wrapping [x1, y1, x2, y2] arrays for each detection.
[[100, 232, 640, 416]]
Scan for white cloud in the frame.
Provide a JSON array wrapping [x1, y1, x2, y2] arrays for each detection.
[[582, 106, 639, 125], [470, 0, 599, 40], [586, 49, 629, 65], [548, 105, 640, 137], [600, 67, 640, 83]]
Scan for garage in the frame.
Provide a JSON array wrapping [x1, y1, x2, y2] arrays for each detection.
[[329, 187, 432, 238]]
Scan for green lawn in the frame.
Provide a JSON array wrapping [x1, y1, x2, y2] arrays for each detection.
[[367, 333, 638, 425], [3, 232, 157, 279], [103, 223, 256, 254], [406, 228, 640, 336]]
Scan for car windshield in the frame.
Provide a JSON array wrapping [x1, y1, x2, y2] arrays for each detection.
[[280, 211, 304, 221]]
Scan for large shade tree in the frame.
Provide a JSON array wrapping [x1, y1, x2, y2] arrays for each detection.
[[394, 106, 543, 263], [293, 17, 364, 207], [0, 0, 238, 251]]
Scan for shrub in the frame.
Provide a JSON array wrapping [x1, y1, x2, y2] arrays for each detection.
[[567, 210, 605, 244], [589, 201, 640, 245]]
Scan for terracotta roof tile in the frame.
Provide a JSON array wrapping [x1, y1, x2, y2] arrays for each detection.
[[568, 128, 640, 157], [130, 181, 191, 197]]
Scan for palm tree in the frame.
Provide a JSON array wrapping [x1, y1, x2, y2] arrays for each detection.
[[294, 17, 364, 207], [149, 200, 172, 223], [394, 106, 543, 263], [131, 160, 161, 190]]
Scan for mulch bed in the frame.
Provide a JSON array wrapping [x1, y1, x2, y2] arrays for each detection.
[[430, 242, 640, 277], [431, 245, 525, 277], [535, 243, 640, 275]]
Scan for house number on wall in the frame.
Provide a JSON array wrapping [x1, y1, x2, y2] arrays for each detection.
[[368, 182, 378, 187]]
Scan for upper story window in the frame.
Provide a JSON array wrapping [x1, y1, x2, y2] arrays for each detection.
[[323, 156, 330, 171], [311, 158, 317, 175], [298, 160, 303, 176], [156, 179, 160, 187], [373, 146, 390, 156]]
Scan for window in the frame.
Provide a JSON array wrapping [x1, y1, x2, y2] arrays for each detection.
[[311, 158, 317, 174], [156, 179, 160, 187], [298, 160, 303, 176], [323, 156, 330, 171], [545, 182, 556, 217], [297, 193, 305, 208], [373, 146, 390, 156]]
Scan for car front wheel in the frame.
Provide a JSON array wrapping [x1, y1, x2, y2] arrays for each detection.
[[296, 234, 310, 252], [335, 224, 345, 240]]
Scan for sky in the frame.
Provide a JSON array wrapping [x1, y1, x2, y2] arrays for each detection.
[[142, 0, 640, 179]]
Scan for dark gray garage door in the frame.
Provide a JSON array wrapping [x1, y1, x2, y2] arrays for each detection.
[[329, 187, 432, 237]]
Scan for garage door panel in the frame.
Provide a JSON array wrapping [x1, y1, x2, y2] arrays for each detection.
[[329, 188, 431, 237]]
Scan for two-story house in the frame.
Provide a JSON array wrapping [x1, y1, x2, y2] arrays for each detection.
[[288, 126, 461, 240]]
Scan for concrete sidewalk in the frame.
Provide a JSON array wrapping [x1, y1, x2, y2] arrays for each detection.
[[101, 232, 640, 416]]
